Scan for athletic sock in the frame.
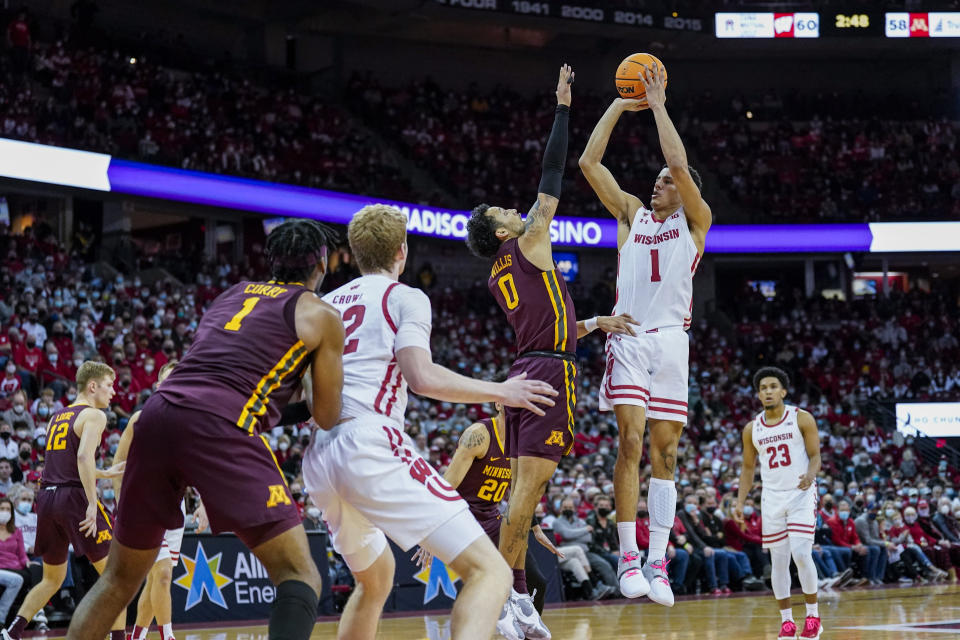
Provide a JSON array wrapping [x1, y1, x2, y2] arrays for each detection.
[[806, 602, 819, 618], [512, 570, 528, 595], [268, 580, 319, 640], [780, 608, 794, 623], [617, 522, 639, 555], [132, 625, 146, 640], [111, 630, 126, 640], [647, 478, 677, 564], [7, 616, 27, 640], [161, 623, 175, 640]]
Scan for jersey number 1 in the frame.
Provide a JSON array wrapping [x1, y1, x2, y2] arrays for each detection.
[[650, 249, 661, 282], [766, 444, 792, 469], [224, 296, 261, 331]]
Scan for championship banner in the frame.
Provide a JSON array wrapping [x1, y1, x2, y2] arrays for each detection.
[[169, 533, 332, 623], [386, 534, 564, 612]]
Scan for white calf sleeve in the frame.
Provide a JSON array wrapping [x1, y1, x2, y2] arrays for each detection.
[[790, 538, 818, 595], [647, 478, 677, 562], [770, 543, 793, 600]]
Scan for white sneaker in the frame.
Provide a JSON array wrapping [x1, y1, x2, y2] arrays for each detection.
[[496, 600, 524, 640], [642, 557, 675, 607], [510, 590, 551, 639], [617, 550, 650, 598]]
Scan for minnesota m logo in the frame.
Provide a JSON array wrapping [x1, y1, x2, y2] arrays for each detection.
[[544, 431, 565, 447], [266, 484, 291, 508], [96, 530, 112, 544]]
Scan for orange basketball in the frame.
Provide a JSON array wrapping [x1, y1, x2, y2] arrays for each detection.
[[615, 53, 667, 101]]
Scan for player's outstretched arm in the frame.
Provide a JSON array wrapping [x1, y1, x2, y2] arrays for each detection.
[[519, 65, 572, 263], [397, 346, 557, 415], [578, 99, 646, 227], [576, 313, 640, 339], [77, 408, 108, 538], [733, 421, 758, 526], [298, 298, 345, 430], [442, 422, 490, 490], [110, 411, 137, 498], [797, 410, 822, 491], [638, 64, 712, 248]]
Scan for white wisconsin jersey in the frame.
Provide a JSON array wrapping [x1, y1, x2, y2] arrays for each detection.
[[615, 206, 700, 331], [322, 274, 433, 427], [751, 405, 811, 492]]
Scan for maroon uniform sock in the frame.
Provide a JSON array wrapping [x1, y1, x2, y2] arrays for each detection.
[[7, 616, 28, 640], [512, 569, 528, 594], [111, 630, 126, 640]]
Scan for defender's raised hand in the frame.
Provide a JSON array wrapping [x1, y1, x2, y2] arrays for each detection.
[[556, 64, 574, 107]]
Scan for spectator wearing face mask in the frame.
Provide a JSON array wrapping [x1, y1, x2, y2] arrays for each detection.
[[916, 500, 960, 571], [1, 363, 21, 402], [827, 499, 877, 582], [0, 461, 14, 497], [723, 496, 767, 578], [0, 497, 30, 627], [884, 505, 945, 582], [893, 506, 956, 581], [38, 347, 69, 396], [11, 488, 36, 558], [933, 497, 960, 544], [554, 497, 619, 595], [302, 500, 324, 532], [98, 480, 117, 514], [1, 395, 34, 443], [60, 384, 78, 407], [29, 389, 61, 424], [585, 494, 618, 572], [15, 443, 33, 473], [900, 450, 918, 480], [678, 495, 730, 595], [0, 424, 18, 463], [853, 504, 890, 585], [12, 335, 42, 387]]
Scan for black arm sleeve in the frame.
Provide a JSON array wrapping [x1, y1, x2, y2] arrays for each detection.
[[279, 401, 311, 426], [537, 104, 570, 199]]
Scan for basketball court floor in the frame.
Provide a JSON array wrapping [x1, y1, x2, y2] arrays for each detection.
[[127, 583, 959, 639]]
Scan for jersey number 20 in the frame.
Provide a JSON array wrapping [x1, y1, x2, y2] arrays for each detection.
[[766, 444, 792, 469]]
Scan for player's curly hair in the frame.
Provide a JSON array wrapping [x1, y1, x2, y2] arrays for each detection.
[[466, 204, 501, 259], [265, 219, 339, 283], [348, 204, 408, 273], [752, 366, 790, 392], [662, 164, 703, 191]]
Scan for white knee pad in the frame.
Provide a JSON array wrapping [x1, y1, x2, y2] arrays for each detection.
[[790, 537, 818, 595], [770, 543, 793, 600], [647, 478, 677, 531]]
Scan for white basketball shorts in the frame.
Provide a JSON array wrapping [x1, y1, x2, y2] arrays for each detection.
[[303, 417, 483, 572], [599, 326, 690, 424], [761, 486, 818, 549], [156, 526, 184, 566]]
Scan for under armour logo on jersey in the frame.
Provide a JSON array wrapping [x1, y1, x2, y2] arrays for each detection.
[[266, 484, 291, 508], [96, 530, 112, 544], [545, 431, 565, 447]]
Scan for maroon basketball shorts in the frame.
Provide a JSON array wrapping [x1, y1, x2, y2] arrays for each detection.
[[35, 485, 113, 564], [504, 354, 576, 462], [115, 395, 301, 551], [479, 512, 502, 547]]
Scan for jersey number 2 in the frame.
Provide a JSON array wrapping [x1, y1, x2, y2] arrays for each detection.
[[342, 305, 366, 355], [766, 444, 792, 469]]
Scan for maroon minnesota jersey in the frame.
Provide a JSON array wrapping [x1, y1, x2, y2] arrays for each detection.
[[457, 417, 512, 525], [158, 281, 313, 435], [488, 238, 577, 354], [42, 404, 88, 486]]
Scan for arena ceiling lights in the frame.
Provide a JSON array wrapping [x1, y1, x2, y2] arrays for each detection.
[[1, 137, 958, 254]]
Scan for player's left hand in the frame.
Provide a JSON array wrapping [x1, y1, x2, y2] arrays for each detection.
[[534, 527, 565, 559], [637, 62, 666, 109], [412, 546, 433, 569], [79, 502, 98, 538], [797, 474, 815, 491], [96, 462, 126, 479], [556, 64, 574, 107], [598, 313, 640, 337], [194, 502, 210, 533]]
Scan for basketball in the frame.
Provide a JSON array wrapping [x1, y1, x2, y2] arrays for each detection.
[[615, 53, 667, 101]]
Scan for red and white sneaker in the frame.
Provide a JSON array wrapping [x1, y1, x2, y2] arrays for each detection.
[[799, 616, 822, 639], [778, 620, 798, 640], [617, 551, 650, 598]]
